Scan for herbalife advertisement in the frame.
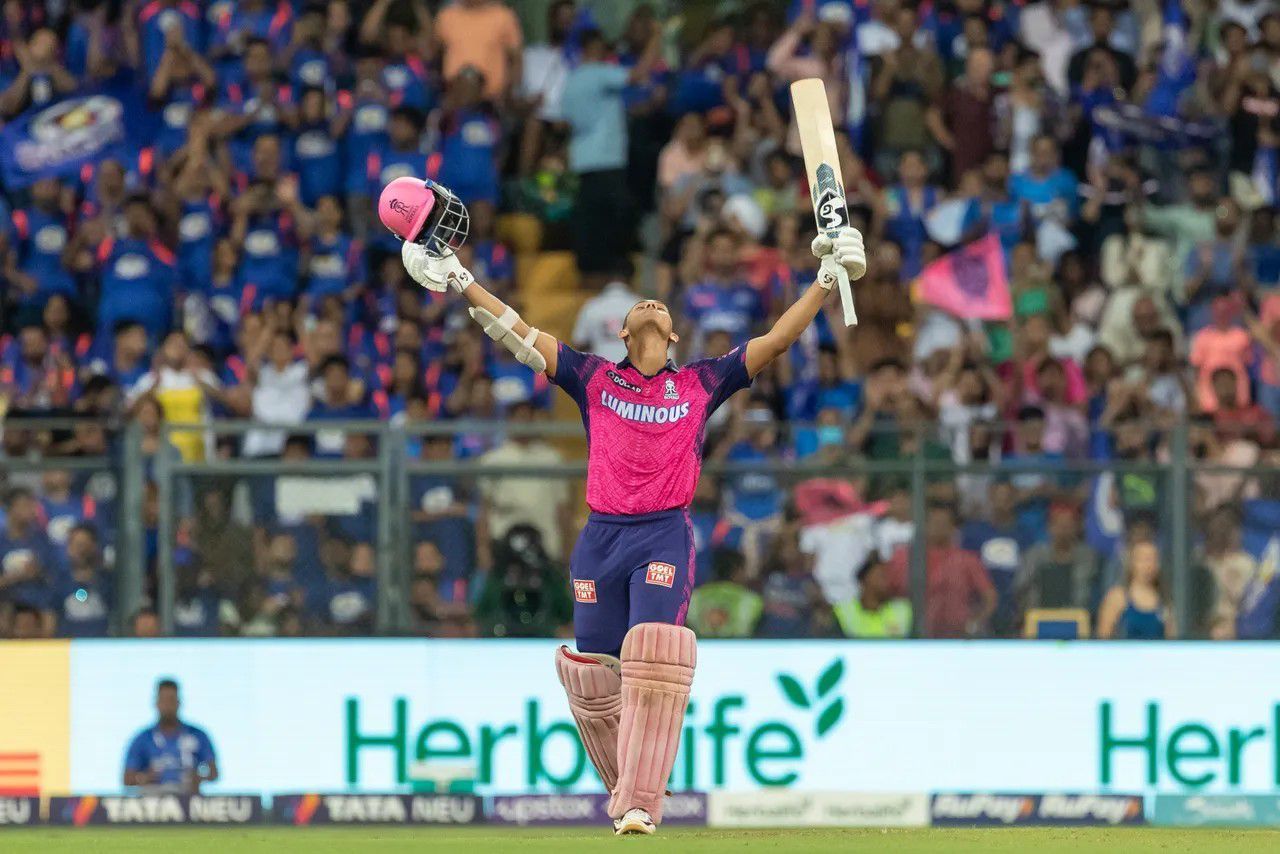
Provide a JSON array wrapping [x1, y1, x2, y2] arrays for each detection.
[[67, 641, 1280, 795]]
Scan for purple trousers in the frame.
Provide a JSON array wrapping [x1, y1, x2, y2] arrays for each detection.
[[569, 508, 695, 658]]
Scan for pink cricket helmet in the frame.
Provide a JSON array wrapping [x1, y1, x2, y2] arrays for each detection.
[[376, 177, 470, 257], [377, 176, 436, 242]]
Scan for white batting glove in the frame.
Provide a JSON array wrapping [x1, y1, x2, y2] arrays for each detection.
[[402, 242, 473, 293], [401, 241, 444, 292], [811, 227, 868, 284]]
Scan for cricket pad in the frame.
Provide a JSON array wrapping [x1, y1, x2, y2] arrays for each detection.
[[607, 622, 697, 822], [555, 647, 622, 791]]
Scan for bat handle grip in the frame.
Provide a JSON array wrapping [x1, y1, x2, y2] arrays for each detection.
[[835, 264, 858, 327]]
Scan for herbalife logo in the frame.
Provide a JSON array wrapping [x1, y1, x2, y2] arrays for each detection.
[[343, 658, 850, 791], [776, 659, 845, 738]]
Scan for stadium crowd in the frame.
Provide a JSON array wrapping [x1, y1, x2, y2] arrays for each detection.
[[1, 0, 1280, 642]]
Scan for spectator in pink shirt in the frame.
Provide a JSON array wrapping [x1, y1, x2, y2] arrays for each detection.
[[657, 113, 709, 193], [1190, 296, 1253, 413]]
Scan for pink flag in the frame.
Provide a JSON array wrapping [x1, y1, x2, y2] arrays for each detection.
[[916, 234, 1012, 320]]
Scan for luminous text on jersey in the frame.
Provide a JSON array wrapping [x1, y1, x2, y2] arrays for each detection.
[[600, 390, 691, 424]]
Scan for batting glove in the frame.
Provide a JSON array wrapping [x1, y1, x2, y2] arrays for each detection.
[[402, 242, 473, 293], [811, 227, 868, 284]]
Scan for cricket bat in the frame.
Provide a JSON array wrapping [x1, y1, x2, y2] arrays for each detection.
[[790, 78, 858, 326]]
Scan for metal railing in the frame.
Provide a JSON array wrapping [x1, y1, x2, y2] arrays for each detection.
[[0, 417, 1273, 639]]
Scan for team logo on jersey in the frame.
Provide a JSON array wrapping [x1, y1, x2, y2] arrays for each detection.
[[607, 370, 643, 394], [572, 579, 597, 603], [664, 378, 679, 400], [600, 390, 691, 425], [645, 562, 676, 588]]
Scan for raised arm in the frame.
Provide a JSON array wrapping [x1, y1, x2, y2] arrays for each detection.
[[744, 228, 866, 377], [457, 272, 560, 377], [401, 242, 560, 377]]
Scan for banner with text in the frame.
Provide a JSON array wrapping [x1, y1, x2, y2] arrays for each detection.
[[63, 641, 1280, 796]]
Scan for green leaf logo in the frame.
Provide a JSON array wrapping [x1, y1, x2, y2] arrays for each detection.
[[817, 697, 844, 736], [816, 659, 843, 698], [775, 659, 846, 739], [777, 674, 810, 708]]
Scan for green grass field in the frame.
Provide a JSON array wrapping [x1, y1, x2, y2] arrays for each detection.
[[2, 827, 1278, 853]]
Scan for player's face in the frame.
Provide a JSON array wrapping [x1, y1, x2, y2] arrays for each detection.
[[620, 301, 677, 346], [156, 686, 179, 720]]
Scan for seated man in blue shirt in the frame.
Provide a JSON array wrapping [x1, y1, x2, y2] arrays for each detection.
[[123, 678, 219, 794]]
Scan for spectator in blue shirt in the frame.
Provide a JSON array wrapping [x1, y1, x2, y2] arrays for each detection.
[[304, 196, 365, 306], [0, 486, 58, 635], [123, 678, 219, 792], [40, 469, 93, 554], [55, 523, 112, 638], [961, 479, 1032, 636], [560, 24, 661, 278], [681, 228, 765, 355], [284, 4, 335, 92], [433, 67, 502, 207], [138, 0, 204, 80], [1009, 135, 1078, 231], [884, 150, 942, 280], [95, 195, 179, 345], [87, 321, 149, 389], [292, 87, 348, 206], [8, 177, 76, 315], [321, 541, 377, 634], [308, 355, 375, 457], [146, 21, 217, 159], [230, 179, 310, 309]]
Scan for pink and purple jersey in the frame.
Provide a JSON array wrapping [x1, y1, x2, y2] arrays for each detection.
[[553, 344, 752, 515]]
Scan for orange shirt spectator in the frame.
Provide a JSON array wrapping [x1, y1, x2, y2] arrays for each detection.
[[435, 0, 523, 101], [1190, 324, 1252, 412]]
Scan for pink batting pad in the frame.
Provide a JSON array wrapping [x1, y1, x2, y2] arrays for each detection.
[[376, 176, 436, 242], [607, 623, 697, 823], [555, 647, 623, 792]]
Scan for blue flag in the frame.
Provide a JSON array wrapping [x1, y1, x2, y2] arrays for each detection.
[[0, 94, 129, 189]]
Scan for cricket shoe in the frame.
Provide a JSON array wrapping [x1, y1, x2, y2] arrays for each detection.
[[613, 808, 655, 835]]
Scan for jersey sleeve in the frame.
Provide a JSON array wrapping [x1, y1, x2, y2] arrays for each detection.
[[194, 727, 216, 765], [124, 732, 149, 773], [550, 342, 603, 407], [691, 346, 752, 416]]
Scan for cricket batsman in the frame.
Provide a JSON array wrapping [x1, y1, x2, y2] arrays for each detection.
[[379, 176, 866, 834]]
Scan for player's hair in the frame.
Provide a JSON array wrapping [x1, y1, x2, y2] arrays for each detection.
[[1017, 404, 1046, 421], [156, 678, 179, 694]]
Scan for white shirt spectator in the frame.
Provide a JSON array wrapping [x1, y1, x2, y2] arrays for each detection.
[[876, 516, 915, 561], [800, 513, 879, 604], [572, 279, 639, 363], [522, 43, 571, 121], [244, 361, 312, 457]]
